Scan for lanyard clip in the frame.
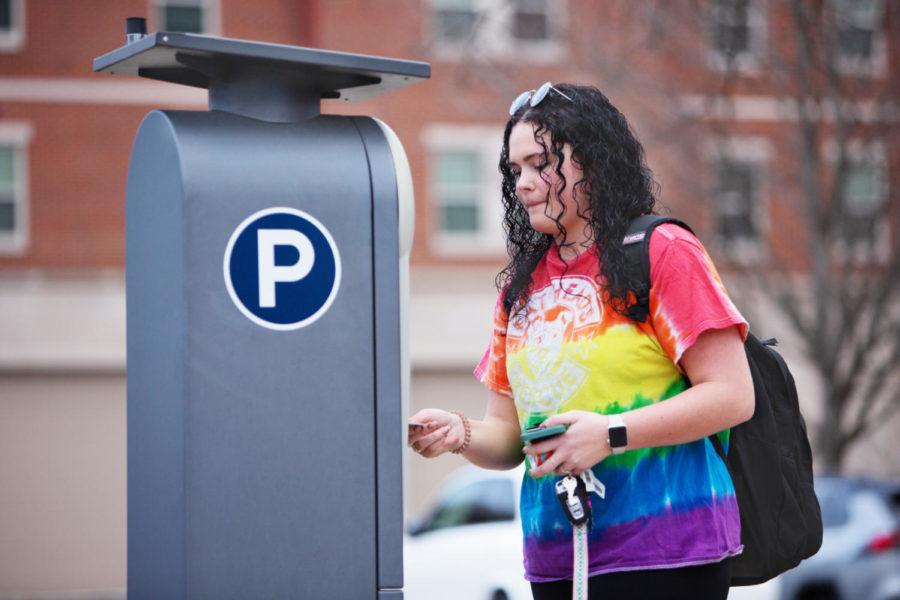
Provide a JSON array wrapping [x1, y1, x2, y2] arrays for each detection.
[[555, 474, 591, 527], [580, 469, 605, 499]]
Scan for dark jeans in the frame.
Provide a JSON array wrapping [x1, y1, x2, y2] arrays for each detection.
[[530, 559, 732, 600]]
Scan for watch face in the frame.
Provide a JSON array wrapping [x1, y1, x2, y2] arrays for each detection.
[[608, 425, 628, 448]]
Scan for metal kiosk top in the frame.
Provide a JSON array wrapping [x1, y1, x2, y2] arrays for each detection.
[[94, 32, 431, 121]]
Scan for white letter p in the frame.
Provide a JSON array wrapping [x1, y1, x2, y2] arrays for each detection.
[[257, 229, 315, 308]]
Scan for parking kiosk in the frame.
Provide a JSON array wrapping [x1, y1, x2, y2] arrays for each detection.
[[94, 30, 429, 599]]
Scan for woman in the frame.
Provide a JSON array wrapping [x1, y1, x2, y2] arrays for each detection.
[[408, 83, 754, 600]]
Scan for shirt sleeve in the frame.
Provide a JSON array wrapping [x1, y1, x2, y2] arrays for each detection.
[[648, 224, 749, 369], [473, 293, 514, 397]]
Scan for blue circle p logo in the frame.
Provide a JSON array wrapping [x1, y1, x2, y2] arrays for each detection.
[[224, 207, 341, 330]]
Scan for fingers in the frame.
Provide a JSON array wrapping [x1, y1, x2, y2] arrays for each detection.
[[408, 420, 439, 443], [408, 410, 449, 445], [529, 452, 585, 478], [523, 414, 588, 478], [549, 455, 573, 475], [547, 455, 568, 475], [409, 408, 449, 431], [522, 421, 565, 478], [529, 452, 563, 479], [414, 426, 453, 457], [539, 410, 581, 429], [407, 410, 463, 458], [521, 424, 565, 462], [408, 424, 443, 452], [411, 424, 465, 457]]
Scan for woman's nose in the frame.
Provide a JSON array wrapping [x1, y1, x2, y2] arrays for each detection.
[[516, 171, 534, 194]]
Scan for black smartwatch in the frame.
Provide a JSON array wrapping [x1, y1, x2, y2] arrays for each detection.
[[607, 414, 628, 454]]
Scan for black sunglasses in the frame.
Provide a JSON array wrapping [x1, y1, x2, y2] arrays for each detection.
[[509, 82, 574, 116]]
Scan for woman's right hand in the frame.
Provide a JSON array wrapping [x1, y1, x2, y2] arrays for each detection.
[[408, 409, 466, 458]]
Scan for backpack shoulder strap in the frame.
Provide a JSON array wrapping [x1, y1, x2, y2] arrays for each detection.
[[623, 215, 693, 323]]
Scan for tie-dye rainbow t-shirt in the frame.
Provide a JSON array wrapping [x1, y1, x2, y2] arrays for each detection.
[[475, 224, 748, 582]]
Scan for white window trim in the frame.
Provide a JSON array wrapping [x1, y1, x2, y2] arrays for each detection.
[[705, 0, 768, 74], [422, 124, 506, 257], [678, 94, 899, 126], [0, 121, 33, 255], [149, 0, 222, 36], [704, 136, 772, 263], [426, 0, 567, 63], [823, 139, 890, 263], [0, 0, 25, 53]]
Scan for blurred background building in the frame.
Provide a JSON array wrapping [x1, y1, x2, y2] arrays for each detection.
[[0, 0, 897, 597]]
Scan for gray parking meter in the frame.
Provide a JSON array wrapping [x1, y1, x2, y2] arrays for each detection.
[[94, 31, 429, 599]]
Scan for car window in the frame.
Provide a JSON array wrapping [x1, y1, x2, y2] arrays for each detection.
[[425, 478, 516, 532], [818, 492, 849, 527], [886, 487, 900, 520]]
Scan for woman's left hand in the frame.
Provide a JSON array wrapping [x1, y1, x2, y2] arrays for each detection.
[[523, 410, 611, 478]]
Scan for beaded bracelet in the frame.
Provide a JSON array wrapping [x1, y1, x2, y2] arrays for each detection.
[[450, 410, 471, 454]]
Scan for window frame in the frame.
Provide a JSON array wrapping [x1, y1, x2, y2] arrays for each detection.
[[705, 0, 768, 73], [0, 0, 25, 53], [827, 139, 890, 263], [426, 0, 567, 63], [422, 124, 506, 257], [150, 0, 221, 35], [0, 121, 33, 256], [830, 0, 888, 77], [705, 137, 772, 263], [434, 150, 483, 236]]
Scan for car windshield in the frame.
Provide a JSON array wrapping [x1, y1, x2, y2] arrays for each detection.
[[815, 476, 900, 528], [818, 492, 849, 528], [424, 478, 516, 532]]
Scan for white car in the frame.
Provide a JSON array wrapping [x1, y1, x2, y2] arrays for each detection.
[[403, 464, 781, 600], [404, 464, 531, 600]]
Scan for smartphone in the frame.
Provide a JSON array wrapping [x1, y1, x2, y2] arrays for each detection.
[[521, 424, 568, 443]]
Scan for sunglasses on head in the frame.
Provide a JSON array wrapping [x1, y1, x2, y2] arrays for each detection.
[[509, 82, 574, 116]]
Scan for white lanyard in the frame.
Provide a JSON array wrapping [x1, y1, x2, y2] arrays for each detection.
[[558, 471, 605, 600], [573, 522, 590, 600]]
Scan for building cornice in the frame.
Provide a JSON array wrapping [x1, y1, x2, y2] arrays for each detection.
[[679, 94, 900, 124]]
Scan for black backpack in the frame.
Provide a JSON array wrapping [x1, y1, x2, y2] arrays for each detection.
[[623, 214, 823, 586]]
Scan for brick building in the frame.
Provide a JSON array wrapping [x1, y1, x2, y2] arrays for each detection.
[[0, 0, 897, 596]]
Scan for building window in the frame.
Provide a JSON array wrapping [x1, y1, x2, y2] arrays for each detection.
[[706, 0, 766, 71], [0, 148, 18, 234], [153, 0, 219, 35], [433, 0, 479, 42], [423, 125, 505, 256], [824, 139, 889, 261], [428, 0, 566, 62], [831, 0, 886, 75], [714, 159, 761, 250], [706, 137, 771, 262], [0, 122, 32, 255], [0, 0, 24, 52], [512, 0, 551, 41], [436, 151, 482, 234], [840, 162, 884, 240], [838, 159, 888, 258]]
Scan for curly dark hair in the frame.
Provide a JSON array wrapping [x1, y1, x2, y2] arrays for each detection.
[[497, 83, 659, 316]]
